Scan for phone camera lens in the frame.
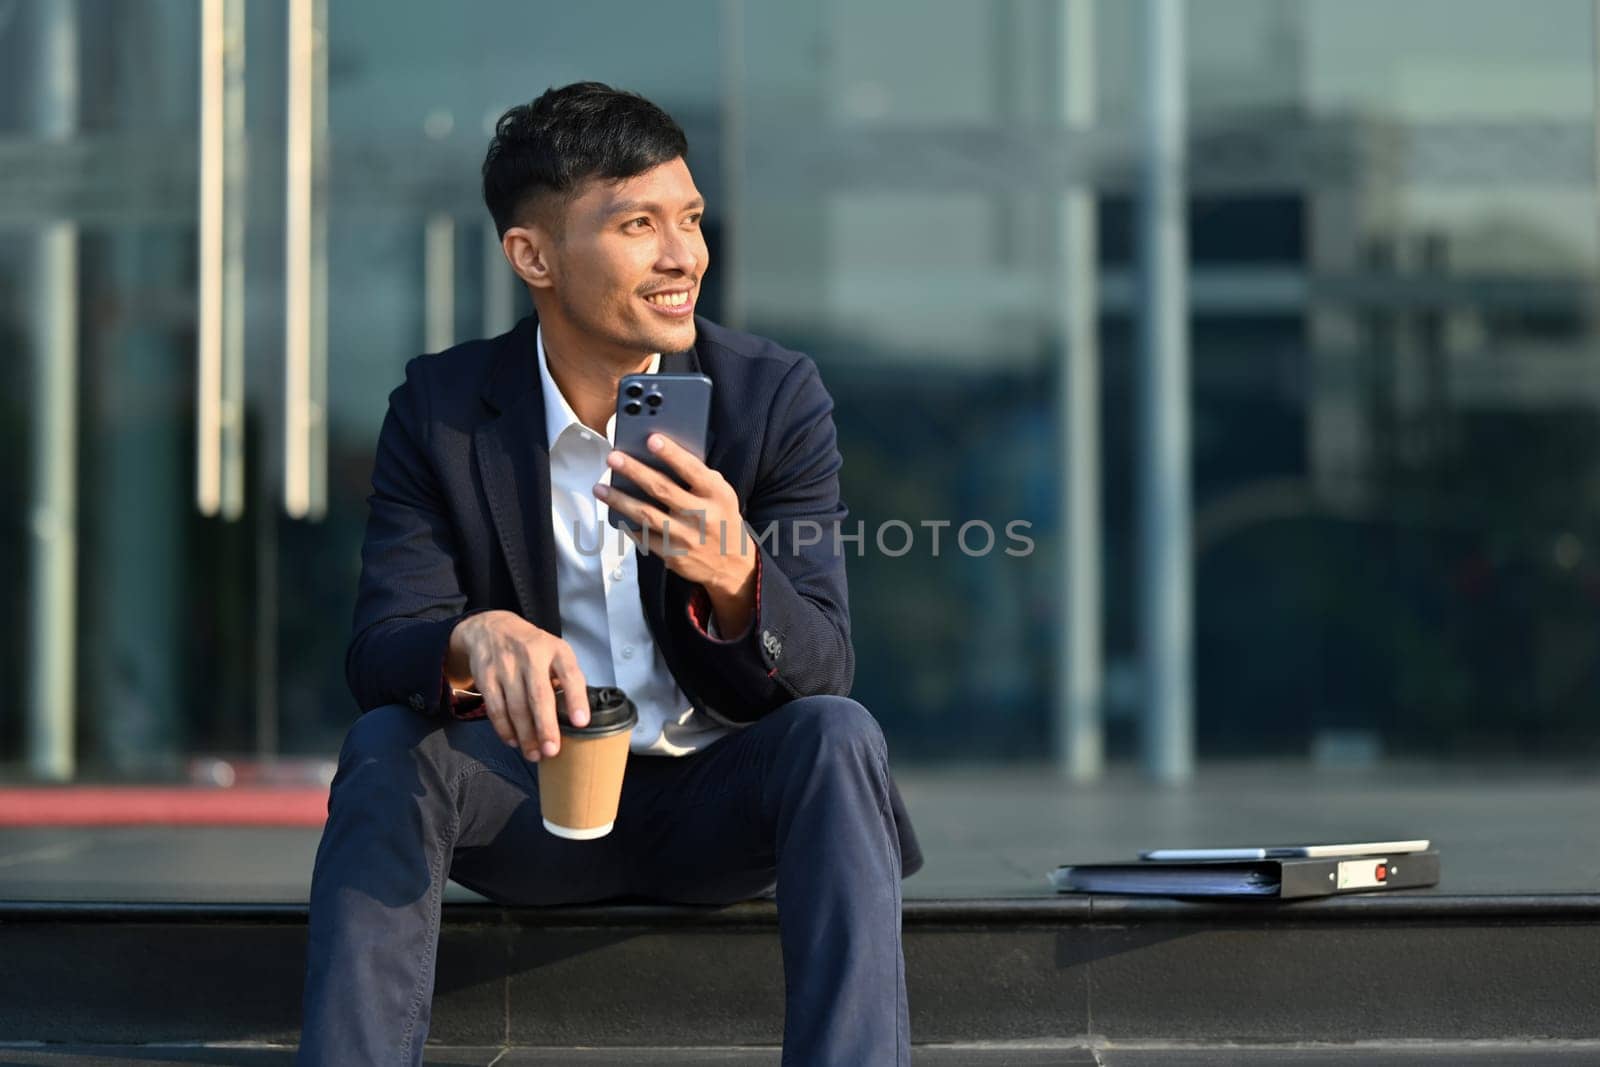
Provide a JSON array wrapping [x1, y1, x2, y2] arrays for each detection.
[[624, 401, 642, 416], [625, 383, 644, 399], [645, 393, 663, 408]]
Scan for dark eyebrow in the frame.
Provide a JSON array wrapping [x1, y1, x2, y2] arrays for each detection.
[[605, 196, 706, 219]]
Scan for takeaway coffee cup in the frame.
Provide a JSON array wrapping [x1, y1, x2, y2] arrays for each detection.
[[538, 685, 637, 840]]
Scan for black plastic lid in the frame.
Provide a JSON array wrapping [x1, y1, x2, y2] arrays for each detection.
[[557, 686, 638, 738]]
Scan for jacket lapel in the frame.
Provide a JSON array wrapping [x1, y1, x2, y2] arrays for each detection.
[[474, 316, 562, 635]]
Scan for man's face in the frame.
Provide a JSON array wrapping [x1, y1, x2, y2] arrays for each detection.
[[537, 157, 709, 357]]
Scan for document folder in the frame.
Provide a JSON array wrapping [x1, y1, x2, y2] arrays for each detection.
[[1049, 849, 1440, 899]]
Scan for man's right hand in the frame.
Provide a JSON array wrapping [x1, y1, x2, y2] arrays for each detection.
[[446, 611, 590, 761]]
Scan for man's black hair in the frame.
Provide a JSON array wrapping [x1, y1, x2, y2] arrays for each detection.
[[482, 81, 689, 238]]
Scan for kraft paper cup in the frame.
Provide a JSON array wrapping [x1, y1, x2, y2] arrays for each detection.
[[538, 686, 637, 840]]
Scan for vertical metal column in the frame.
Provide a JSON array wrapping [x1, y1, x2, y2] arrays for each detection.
[[424, 214, 456, 352], [1137, 0, 1194, 783], [1592, 1, 1600, 333], [26, 0, 81, 783], [1056, 0, 1104, 781], [285, 0, 328, 521], [482, 219, 517, 337], [719, 0, 747, 329], [197, 0, 247, 521]]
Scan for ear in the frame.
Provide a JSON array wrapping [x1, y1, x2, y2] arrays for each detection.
[[502, 225, 556, 292]]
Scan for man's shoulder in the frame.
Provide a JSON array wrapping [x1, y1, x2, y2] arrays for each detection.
[[694, 317, 813, 379], [693, 319, 836, 460], [399, 332, 505, 401], [386, 324, 538, 435]]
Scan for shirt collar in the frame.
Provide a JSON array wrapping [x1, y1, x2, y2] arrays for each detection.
[[536, 324, 661, 450]]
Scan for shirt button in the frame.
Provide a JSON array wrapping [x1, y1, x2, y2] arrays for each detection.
[[611, 566, 624, 581], [621, 645, 635, 659]]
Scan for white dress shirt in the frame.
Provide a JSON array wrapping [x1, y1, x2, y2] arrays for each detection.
[[537, 327, 733, 756]]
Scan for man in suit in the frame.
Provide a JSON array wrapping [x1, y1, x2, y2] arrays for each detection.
[[296, 82, 922, 1066]]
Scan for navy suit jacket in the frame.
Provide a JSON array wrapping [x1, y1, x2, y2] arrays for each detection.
[[346, 313, 921, 875]]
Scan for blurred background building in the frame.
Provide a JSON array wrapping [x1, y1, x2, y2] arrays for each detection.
[[3, 0, 1600, 783]]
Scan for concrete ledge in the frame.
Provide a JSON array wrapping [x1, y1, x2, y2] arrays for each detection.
[[4, 1042, 1600, 1066], [2, 895, 1598, 1046], [4, 891, 1600, 925]]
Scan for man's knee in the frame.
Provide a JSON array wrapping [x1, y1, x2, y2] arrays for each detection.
[[779, 694, 888, 766], [312, 707, 450, 903], [337, 703, 433, 767], [328, 705, 462, 808]]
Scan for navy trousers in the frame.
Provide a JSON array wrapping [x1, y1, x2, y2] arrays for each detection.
[[296, 694, 913, 1066]]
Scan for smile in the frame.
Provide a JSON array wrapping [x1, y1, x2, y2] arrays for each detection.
[[643, 289, 695, 317]]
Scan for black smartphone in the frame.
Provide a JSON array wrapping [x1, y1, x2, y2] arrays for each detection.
[[606, 371, 713, 531]]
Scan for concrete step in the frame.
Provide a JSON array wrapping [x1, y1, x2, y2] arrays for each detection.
[[3, 896, 1598, 1047], [4, 1042, 1600, 1065]]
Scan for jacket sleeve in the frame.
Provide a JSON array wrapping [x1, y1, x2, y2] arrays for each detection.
[[345, 359, 476, 716], [666, 355, 854, 722]]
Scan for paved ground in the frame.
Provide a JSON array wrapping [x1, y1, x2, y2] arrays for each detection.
[[0, 762, 1596, 902]]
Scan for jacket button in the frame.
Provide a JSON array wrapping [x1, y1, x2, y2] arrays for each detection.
[[409, 693, 426, 712]]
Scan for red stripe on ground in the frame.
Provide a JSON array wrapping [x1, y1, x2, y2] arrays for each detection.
[[0, 787, 330, 827]]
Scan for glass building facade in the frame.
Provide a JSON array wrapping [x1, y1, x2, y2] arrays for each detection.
[[4, 0, 1600, 780]]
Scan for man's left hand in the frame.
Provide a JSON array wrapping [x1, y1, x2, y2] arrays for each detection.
[[594, 434, 757, 633]]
